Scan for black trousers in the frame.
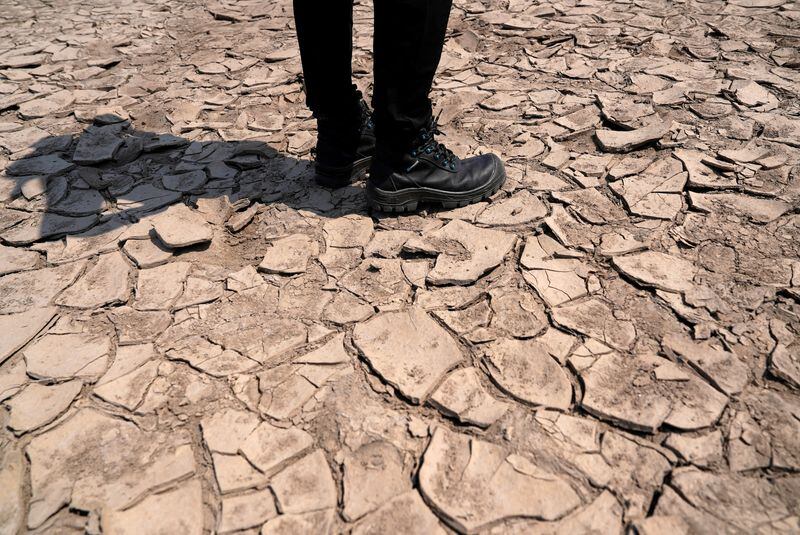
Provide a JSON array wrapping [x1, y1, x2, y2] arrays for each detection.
[[293, 0, 452, 156]]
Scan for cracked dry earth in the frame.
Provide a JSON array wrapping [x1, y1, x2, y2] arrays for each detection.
[[1, 0, 800, 534]]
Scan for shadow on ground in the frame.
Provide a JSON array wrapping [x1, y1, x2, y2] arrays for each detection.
[[2, 116, 373, 249]]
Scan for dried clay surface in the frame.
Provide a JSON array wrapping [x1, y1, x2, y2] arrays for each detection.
[[1, 0, 799, 533]]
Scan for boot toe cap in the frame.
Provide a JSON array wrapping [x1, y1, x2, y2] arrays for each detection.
[[462, 152, 505, 189]]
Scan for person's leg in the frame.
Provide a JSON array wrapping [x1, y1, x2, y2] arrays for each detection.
[[368, 0, 505, 212], [372, 0, 452, 159], [293, 0, 359, 119], [293, 0, 376, 187]]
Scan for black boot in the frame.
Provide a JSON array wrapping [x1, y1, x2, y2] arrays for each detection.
[[367, 117, 505, 213], [313, 100, 376, 188]]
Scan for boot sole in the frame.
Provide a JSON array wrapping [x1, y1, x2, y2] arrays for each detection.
[[366, 165, 506, 213], [314, 156, 373, 188]]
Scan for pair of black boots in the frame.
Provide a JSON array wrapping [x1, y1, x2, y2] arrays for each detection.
[[312, 100, 505, 213]]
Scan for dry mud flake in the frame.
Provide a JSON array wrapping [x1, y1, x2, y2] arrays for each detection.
[[175, 276, 224, 310], [673, 149, 736, 189], [319, 246, 363, 279], [25, 408, 195, 529], [551, 188, 627, 225], [352, 307, 463, 403], [656, 468, 793, 533], [72, 130, 123, 165], [170, 295, 308, 365], [117, 184, 181, 215], [631, 515, 691, 534], [162, 170, 207, 192], [430, 367, 509, 427], [240, 420, 315, 473], [665, 430, 723, 468], [323, 214, 374, 247], [717, 144, 770, 164], [210, 453, 268, 494], [0, 261, 83, 313], [168, 336, 258, 377], [259, 362, 345, 421], [612, 250, 696, 293], [134, 261, 192, 310], [511, 491, 624, 534], [770, 342, 800, 388], [202, 409, 314, 487], [365, 229, 416, 258], [0, 446, 25, 533], [270, 449, 337, 514], [483, 338, 572, 410], [419, 426, 581, 533], [0, 243, 39, 275], [201, 408, 260, 455], [405, 219, 516, 286], [261, 510, 336, 535], [520, 234, 589, 307], [595, 120, 671, 152], [150, 203, 213, 248], [109, 307, 171, 345], [580, 352, 727, 433], [597, 231, 647, 257], [599, 430, 673, 518], [259, 233, 319, 274], [432, 299, 492, 336], [55, 251, 131, 308], [123, 237, 173, 268], [0, 52, 46, 68], [101, 479, 204, 535], [551, 299, 636, 350], [94, 362, 158, 411], [225, 265, 264, 293], [662, 334, 750, 395], [689, 191, 791, 223], [293, 333, 349, 365], [0, 360, 27, 402], [543, 204, 601, 251], [24, 332, 110, 381], [45, 217, 128, 264], [50, 188, 107, 217], [219, 488, 277, 533], [608, 157, 686, 220], [727, 407, 772, 472], [488, 286, 548, 338], [475, 190, 548, 226], [554, 104, 601, 133], [3, 154, 73, 176], [732, 389, 800, 471], [276, 267, 333, 321], [735, 82, 772, 107], [598, 95, 656, 128], [343, 440, 407, 521], [0, 306, 56, 364], [352, 491, 446, 535], [339, 258, 411, 306], [17, 90, 76, 119], [6, 380, 82, 435], [226, 204, 258, 233]]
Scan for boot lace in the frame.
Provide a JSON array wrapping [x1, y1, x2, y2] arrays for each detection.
[[410, 112, 457, 170], [360, 100, 374, 131]]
